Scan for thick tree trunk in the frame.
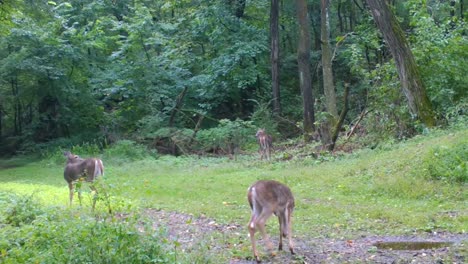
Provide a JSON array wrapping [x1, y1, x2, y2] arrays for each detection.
[[365, 0, 436, 127], [321, 0, 338, 118], [270, 0, 281, 116], [296, 0, 315, 142]]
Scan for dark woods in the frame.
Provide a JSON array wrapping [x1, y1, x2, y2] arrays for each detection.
[[0, 0, 465, 156]]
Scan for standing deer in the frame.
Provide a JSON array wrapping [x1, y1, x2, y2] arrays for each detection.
[[255, 129, 273, 160], [247, 180, 295, 263], [63, 151, 107, 212]]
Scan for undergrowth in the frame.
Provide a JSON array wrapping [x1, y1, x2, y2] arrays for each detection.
[[0, 193, 176, 264]]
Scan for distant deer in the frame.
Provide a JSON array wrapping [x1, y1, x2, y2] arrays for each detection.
[[255, 129, 273, 160], [247, 180, 295, 263], [63, 151, 108, 212]]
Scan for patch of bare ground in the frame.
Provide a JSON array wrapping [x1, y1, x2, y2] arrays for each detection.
[[141, 209, 467, 264]]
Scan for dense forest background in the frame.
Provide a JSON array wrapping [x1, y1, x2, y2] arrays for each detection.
[[0, 0, 466, 156]]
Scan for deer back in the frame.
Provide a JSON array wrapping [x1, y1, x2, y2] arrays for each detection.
[[63, 152, 104, 183], [248, 180, 294, 215]]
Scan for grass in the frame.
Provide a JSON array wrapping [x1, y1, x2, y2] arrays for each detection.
[[0, 128, 467, 262]]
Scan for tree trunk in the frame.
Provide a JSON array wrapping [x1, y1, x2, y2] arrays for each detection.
[[321, 0, 338, 118], [329, 83, 350, 151], [365, 0, 436, 127], [296, 0, 315, 142], [0, 105, 3, 139], [270, 0, 281, 116], [337, 1, 344, 32], [461, 0, 464, 20], [228, 0, 246, 18], [169, 86, 188, 127]]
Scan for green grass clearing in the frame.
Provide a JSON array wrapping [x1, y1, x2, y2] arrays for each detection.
[[0, 128, 466, 262]]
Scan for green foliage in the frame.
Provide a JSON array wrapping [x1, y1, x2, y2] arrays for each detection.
[[34, 139, 104, 166], [2, 193, 43, 227], [406, 1, 468, 112], [0, 129, 467, 261], [424, 144, 468, 184], [0, 0, 466, 155], [195, 119, 256, 154], [250, 100, 278, 136], [0, 201, 175, 263], [104, 140, 156, 161]]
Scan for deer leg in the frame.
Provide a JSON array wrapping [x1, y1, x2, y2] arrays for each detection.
[[277, 213, 284, 251], [287, 208, 295, 254], [68, 182, 74, 206], [256, 211, 274, 253], [248, 214, 261, 263]]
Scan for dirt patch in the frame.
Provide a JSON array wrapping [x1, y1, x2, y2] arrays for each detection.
[[141, 209, 467, 263]]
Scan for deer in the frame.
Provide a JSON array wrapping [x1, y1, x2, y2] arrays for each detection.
[[247, 180, 295, 263], [63, 151, 109, 212], [255, 129, 273, 160]]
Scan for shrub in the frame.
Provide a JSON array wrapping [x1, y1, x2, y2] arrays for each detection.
[[39, 140, 104, 166], [3, 193, 44, 227], [424, 143, 467, 184], [196, 119, 256, 154], [104, 140, 156, 161], [0, 193, 175, 263]]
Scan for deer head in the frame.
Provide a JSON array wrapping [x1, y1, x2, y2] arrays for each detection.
[[247, 180, 295, 262]]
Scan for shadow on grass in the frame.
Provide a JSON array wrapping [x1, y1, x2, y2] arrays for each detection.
[[0, 155, 42, 170]]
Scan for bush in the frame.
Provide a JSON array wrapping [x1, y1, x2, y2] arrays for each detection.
[[424, 143, 467, 184], [40, 142, 103, 166], [2, 193, 44, 227], [250, 101, 278, 135], [0, 193, 175, 263], [29, 134, 105, 157], [196, 119, 256, 154], [104, 140, 156, 161]]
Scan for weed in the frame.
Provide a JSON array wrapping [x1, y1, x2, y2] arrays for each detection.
[[104, 140, 156, 161], [3, 193, 43, 227], [424, 143, 467, 184], [0, 199, 175, 263]]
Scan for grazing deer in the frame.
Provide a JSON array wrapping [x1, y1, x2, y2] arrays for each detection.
[[247, 180, 295, 263], [255, 129, 273, 160], [63, 151, 107, 212]]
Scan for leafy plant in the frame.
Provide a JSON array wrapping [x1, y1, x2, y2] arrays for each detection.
[[3, 193, 43, 227], [104, 140, 156, 161], [424, 144, 468, 184], [0, 210, 175, 263], [196, 119, 256, 154]]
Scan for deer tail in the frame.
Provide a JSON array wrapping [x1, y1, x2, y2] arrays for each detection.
[[248, 186, 258, 228], [94, 159, 104, 178]]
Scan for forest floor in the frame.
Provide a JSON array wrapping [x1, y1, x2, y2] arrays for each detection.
[[142, 209, 467, 264]]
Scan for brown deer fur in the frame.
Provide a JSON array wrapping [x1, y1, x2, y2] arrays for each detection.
[[63, 151, 104, 211], [247, 180, 295, 263], [255, 129, 273, 160]]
